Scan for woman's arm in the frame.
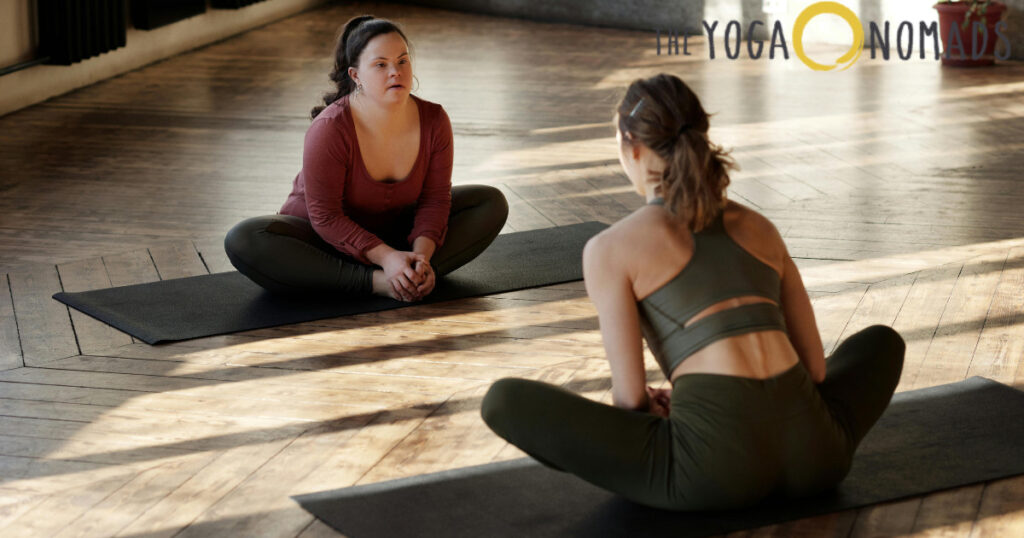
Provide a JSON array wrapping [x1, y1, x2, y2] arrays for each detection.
[[583, 232, 649, 411], [412, 237, 436, 259], [780, 252, 826, 383], [408, 106, 453, 250]]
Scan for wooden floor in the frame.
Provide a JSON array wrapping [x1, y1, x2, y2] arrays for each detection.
[[2, 1, 1024, 536]]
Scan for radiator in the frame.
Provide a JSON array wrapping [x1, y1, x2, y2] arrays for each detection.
[[211, 0, 269, 9], [131, 0, 207, 30], [38, 0, 127, 65]]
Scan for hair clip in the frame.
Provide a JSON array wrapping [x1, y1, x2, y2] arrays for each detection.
[[628, 98, 644, 118]]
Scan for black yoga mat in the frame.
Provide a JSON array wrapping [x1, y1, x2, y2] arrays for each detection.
[[295, 376, 1024, 538], [53, 222, 606, 344]]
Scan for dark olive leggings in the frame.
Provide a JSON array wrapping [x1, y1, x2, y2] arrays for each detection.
[[224, 185, 508, 295], [481, 325, 905, 511]]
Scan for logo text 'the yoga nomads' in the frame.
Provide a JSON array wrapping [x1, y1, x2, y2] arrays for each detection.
[[656, 1, 1012, 71]]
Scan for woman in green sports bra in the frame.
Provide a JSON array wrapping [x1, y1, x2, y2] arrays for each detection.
[[480, 73, 905, 511]]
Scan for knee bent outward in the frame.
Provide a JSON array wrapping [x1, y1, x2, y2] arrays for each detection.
[[480, 377, 526, 439]]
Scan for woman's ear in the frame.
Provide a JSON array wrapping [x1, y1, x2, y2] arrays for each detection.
[[631, 143, 643, 162], [620, 132, 640, 160], [348, 66, 359, 85]]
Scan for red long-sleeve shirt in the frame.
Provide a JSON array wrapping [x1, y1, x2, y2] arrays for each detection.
[[279, 94, 453, 264]]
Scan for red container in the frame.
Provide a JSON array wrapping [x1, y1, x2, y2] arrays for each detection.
[[934, 1, 1007, 66]]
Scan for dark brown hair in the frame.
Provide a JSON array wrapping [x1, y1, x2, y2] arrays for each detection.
[[311, 15, 411, 119], [616, 74, 738, 232]]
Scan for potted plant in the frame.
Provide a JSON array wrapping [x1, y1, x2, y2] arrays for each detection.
[[933, 1, 1008, 66]]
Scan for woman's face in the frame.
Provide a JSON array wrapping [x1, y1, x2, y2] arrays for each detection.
[[350, 32, 412, 104]]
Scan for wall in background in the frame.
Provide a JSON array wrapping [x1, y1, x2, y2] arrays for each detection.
[[0, 0, 37, 68], [398, 0, 707, 34], [0, 0, 331, 117]]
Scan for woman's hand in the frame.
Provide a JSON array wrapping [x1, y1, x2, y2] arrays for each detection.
[[381, 250, 427, 302], [646, 386, 672, 418], [413, 259, 436, 297]]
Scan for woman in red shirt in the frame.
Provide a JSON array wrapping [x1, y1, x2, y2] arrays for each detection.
[[225, 15, 508, 301]]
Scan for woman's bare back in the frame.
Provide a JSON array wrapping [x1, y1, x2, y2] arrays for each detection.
[[618, 200, 801, 382]]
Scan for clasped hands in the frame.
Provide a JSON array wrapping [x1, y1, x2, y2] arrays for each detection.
[[380, 249, 436, 302], [646, 386, 672, 418]]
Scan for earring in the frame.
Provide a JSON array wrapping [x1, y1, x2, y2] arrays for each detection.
[[356, 83, 363, 94]]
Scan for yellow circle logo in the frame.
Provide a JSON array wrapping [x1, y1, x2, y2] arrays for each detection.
[[793, 1, 864, 71]]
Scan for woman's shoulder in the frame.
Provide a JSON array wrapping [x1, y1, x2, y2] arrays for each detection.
[[585, 205, 677, 262], [413, 95, 452, 129], [308, 97, 350, 136], [312, 94, 351, 123], [412, 94, 442, 113], [304, 98, 352, 156], [721, 200, 775, 229], [721, 200, 787, 272]]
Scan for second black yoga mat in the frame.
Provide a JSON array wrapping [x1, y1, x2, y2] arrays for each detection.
[[295, 376, 1024, 538], [52, 222, 606, 344]]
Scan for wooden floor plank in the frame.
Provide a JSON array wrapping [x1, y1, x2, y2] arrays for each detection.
[[910, 485, 984, 537], [0, 274, 22, 371], [892, 263, 964, 393], [53, 453, 215, 538], [2, 473, 138, 538], [969, 476, 1024, 537], [0, 493, 47, 533], [56, 257, 133, 355], [7, 265, 78, 366], [357, 383, 500, 484], [809, 284, 869, 356], [850, 497, 920, 538], [0, 379, 383, 426], [966, 247, 1024, 385], [115, 440, 291, 538], [294, 407, 437, 493], [910, 252, 1007, 390], [0, 434, 192, 466], [0, 453, 148, 500], [0, 397, 306, 454], [102, 249, 160, 288], [294, 519, 342, 538], [835, 272, 916, 345], [0, 368, 430, 414], [494, 182, 558, 232], [148, 240, 209, 281], [173, 413, 377, 538], [45, 354, 486, 395], [191, 237, 234, 274]]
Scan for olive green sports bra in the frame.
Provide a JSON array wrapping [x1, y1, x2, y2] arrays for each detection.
[[637, 201, 787, 378]]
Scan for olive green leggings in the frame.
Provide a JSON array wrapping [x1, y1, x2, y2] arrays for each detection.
[[224, 185, 508, 295], [481, 325, 905, 511]]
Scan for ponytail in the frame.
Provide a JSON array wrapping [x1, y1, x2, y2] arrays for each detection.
[[661, 129, 735, 232]]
